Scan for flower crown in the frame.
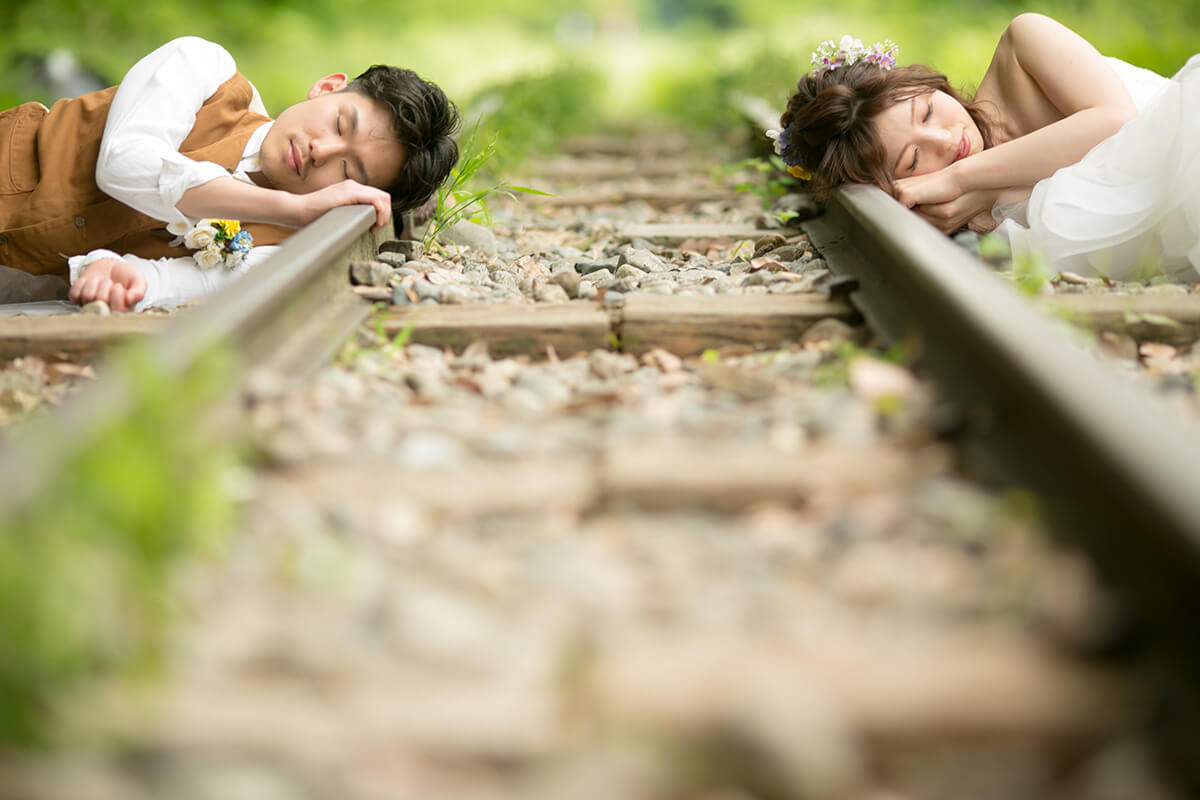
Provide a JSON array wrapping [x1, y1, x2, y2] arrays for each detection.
[[167, 218, 253, 271], [765, 35, 899, 181], [811, 35, 898, 75]]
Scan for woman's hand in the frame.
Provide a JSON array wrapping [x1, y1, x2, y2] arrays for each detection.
[[68, 258, 147, 311], [892, 166, 967, 211], [294, 180, 393, 233], [893, 168, 1000, 234], [912, 188, 1003, 234]]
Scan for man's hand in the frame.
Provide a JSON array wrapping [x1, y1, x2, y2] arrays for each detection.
[[68, 258, 147, 312], [295, 179, 393, 233]]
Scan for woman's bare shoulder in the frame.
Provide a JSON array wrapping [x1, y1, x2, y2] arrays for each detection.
[[974, 14, 1109, 139]]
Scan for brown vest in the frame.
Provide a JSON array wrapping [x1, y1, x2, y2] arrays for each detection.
[[0, 73, 292, 278]]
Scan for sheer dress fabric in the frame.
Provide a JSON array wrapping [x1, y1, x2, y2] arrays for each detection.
[[993, 56, 1200, 281]]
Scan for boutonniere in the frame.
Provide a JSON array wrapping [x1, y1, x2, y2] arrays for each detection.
[[167, 218, 253, 270]]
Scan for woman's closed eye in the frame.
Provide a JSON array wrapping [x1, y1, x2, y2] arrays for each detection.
[[908, 99, 934, 172]]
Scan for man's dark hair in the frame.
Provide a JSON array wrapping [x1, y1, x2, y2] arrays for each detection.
[[346, 65, 460, 212]]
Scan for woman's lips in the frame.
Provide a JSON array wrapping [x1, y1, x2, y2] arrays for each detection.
[[287, 142, 301, 176], [955, 131, 969, 162]]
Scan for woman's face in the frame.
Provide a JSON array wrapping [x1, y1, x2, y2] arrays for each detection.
[[873, 89, 983, 179]]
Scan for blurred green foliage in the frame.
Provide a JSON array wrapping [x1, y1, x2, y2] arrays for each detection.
[[0, 0, 1196, 747], [4, 0, 1195, 157], [0, 347, 236, 745]]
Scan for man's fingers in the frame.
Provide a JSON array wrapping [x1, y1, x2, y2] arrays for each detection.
[[127, 273, 147, 306], [108, 285, 128, 312], [371, 198, 391, 233]]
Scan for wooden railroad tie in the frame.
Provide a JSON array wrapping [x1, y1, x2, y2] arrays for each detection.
[[380, 294, 857, 359], [5, 290, 1200, 365]]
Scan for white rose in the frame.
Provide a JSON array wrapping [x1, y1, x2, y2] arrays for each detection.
[[185, 221, 217, 249], [166, 220, 190, 236], [193, 243, 224, 271], [223, 248, 246, 270]]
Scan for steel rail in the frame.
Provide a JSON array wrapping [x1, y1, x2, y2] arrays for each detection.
[[806, 185, 1200, 686], [0, 205, 379, 512]]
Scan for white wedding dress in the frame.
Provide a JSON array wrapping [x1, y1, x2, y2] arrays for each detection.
[[993, 55, 1200, 281]]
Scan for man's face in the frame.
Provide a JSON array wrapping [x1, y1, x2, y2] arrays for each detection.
[[258, 75, 406, 195]]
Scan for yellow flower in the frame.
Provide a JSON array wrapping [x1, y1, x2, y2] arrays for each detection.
[[787, 164, 812, 181], [209, 218, 242, 237]]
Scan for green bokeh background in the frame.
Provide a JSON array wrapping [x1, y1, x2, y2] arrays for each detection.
[[1, 0, 1198, 750], [4, 0, 1197, 146]]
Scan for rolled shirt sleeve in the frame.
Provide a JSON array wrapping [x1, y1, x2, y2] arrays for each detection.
[[68, 244, 280, 311], [95, 36, 261, 226]]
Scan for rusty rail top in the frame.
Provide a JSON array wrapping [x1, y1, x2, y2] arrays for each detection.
[[807, 184, 1200, 681], [0, 205, 378, 511]]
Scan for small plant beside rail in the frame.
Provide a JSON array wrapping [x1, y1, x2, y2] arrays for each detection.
[[422, 117, 549, 252]]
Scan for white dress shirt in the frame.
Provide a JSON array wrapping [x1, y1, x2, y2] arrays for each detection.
[[67, 37, 281, 310]]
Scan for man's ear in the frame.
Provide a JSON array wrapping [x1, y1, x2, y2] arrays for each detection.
[[307, 73, 349, 99]]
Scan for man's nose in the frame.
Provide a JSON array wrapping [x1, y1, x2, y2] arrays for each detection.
[[310, 138, 345, 165]]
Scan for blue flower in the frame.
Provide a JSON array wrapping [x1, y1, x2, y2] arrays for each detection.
[[231, 229, 253, 252]]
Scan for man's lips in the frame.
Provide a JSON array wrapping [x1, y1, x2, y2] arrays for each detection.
[[286, 141, 301, 176]]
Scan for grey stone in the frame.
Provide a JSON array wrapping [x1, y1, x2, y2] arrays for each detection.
[[551, 271, 582, 298], [438, 285, 470, 304], [515, 370, 571, 406], [440, 219, 498, 257], [396, 267, 419, 278], [395, 430, 464, 469], [576, 261, 614, 276], [534, 282, 571, 303], [376, 251, 408, 268], [610, 276, 640, 293], [580, 268, 612, 284], [766, 244, 805, 263], [379, 239, 424, 259], [411, 278, 439, 302], [350, 260, 393, 287], [391, 283, 415, 305], [79, 299, 112, 315], [602, 290, 625, 308], [798, 318, 861, 347], [589, 349, 638, 379], [614, 264, 647, 281], [753, 233, 788, 257], [619, 247, 669, 273]]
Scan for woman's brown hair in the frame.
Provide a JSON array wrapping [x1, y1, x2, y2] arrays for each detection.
[[780, 62, 994, 199]]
